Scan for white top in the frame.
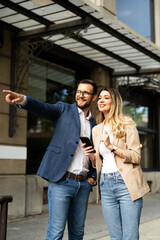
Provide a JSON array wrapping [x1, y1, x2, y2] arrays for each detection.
[[18, 97, 91, 174], [99, 126, 118, 173]]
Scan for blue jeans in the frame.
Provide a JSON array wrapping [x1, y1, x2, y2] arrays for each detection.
[[46, 176, 92, 240], [100, 171, 142, 240]]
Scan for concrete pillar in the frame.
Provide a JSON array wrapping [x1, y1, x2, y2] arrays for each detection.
[[90, 67, 110, 121], [25, 175, 48, 216], [88, 67, 110, 203], [0, 176, 26, 219]]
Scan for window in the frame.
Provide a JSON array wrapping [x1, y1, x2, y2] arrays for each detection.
[[116, 0, 155, 41], [124, 104, 148, 128], [27, 57, 76, 173], [123, 100, 156, 170]]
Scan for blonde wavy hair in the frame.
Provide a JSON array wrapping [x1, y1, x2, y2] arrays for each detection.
[[98, 88, 135, 138]]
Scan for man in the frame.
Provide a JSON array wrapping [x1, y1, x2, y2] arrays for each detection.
[[3, 79, 97, 240]]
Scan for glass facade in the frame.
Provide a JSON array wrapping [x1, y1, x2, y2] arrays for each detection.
[[116, 0, 155, 42], [27, 57, 76, 173], [123, 97, 157, 171], [124, 104, 149, 128]]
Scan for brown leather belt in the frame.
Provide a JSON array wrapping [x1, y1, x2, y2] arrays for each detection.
[[64, 172, 88, 181]]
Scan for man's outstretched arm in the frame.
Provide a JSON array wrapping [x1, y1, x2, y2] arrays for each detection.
[[3, 89, 64, 121]]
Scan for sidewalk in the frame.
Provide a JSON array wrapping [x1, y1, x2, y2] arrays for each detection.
[[7, 193, 160, 240], [98, 219, 160, 240]]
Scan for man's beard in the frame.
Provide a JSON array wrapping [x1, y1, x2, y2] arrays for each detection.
[[76, 98, 92, 110]]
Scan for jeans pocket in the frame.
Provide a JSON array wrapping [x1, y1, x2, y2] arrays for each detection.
[[57, 177, 68, 184], [86, 180, 92, 189], [99, 177, 104, 186], [117, 175, 125, 183]]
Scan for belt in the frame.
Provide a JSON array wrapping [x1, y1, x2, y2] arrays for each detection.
[[64, 172, 88, 181]]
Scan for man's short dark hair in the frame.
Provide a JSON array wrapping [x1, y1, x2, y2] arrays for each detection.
[[77, 79, 97, 95]]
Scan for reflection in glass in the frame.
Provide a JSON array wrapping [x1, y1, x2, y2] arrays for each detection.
[[123, 101, 155, 170], [139, 131, 154, 169], [116, 0, 154, 41], [27, 57, 76, 173], [123, 104, 148, 128]]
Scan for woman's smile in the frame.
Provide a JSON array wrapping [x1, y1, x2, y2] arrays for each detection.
[[98, 90, 112, 113]]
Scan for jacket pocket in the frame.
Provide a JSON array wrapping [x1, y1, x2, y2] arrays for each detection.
[[132, 166, 147, 189], [47, 145, 61, 154]]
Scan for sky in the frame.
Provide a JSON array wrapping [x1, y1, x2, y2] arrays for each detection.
[[116, 0, 151, 40]]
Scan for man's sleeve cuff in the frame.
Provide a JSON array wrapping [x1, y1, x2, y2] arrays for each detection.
[[16, 95, 27, 108]]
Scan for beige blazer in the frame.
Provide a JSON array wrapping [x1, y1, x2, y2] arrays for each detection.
[[92, 121, 150, 202]]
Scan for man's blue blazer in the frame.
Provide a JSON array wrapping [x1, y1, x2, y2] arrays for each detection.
[[20, 96, 97, 182]]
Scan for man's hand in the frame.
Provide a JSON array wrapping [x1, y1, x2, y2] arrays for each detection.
[[3, 90, 24, 105], [87, 177, 96, 186], [82, 143, 96, 168]]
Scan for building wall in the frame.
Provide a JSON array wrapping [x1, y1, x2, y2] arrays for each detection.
[[154, 0, 160, 47], [0, 0, 160, 219], [158, 95, 160, 170], [0, 30, 28, 219], [87, 0, 116, 19]]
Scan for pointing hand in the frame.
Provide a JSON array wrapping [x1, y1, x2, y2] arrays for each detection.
[[3, 90, 24, 105]]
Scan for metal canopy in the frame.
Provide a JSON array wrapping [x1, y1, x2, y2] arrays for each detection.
[[0, 0, 160, 76]]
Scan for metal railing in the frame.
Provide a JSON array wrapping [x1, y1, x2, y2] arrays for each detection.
[[0, 195, 13, 240]]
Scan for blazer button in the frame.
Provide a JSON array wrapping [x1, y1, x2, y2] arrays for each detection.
[[71, 154, 74, 157], [76, 141, 79, 144]]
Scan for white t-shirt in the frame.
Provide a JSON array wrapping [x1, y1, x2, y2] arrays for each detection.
[[99, 126, 118, 173]]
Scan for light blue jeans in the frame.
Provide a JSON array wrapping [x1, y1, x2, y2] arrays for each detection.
[[100, 171, 143, 240], [46, 176, 92, 240]]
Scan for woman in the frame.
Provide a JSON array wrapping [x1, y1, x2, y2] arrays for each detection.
[[83, 88, 150, 240]]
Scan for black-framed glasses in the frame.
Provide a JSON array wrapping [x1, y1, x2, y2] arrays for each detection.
[[76, 90, 93, 97]]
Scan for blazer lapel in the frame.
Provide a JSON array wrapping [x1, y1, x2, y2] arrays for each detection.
[[94, 122, 104, 153], [71, 103, 80, 136], [90, 117, 96, 140]]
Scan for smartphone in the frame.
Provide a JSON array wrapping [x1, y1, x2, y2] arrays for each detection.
[[80, 137, 96, 153]]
